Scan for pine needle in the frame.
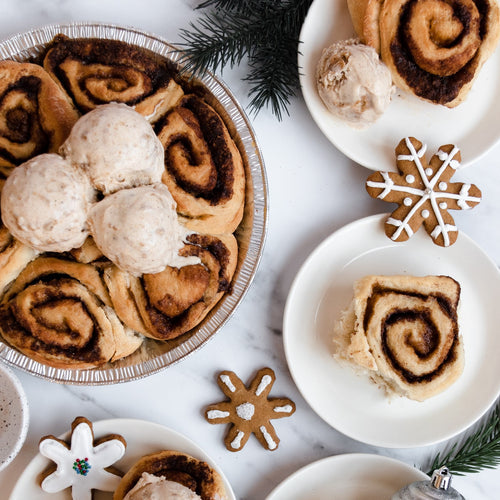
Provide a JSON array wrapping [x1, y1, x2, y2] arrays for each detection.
[[426, 400, 500, 476], [177, 0, 314, 120]]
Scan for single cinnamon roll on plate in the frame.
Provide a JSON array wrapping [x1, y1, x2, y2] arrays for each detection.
[[333, 274, 464, 401], [113, 450, 228, 500]]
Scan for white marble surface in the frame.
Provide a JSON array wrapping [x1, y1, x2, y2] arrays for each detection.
[[0, 0, 499, 498]]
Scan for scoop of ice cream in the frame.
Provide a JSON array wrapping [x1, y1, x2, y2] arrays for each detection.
[[316, 39, 393, 128], [88, 183, 199, 276], [60, 102, 165, 194], [124, 473, 202, 500], [1, 153, 96, 252]]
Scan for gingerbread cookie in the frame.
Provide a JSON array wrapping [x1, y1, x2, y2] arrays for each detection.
[[205, 367, 296, 451], [39, 416, 126, 499], [366, 137, 481, 247]]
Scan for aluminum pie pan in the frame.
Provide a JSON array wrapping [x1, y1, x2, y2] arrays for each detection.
[[0, 22, 268, 385]]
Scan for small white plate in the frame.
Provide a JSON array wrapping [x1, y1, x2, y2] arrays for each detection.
[[299, 0, 500, 170], [283, 214, 500, 448], [10, 418, 235, 499], [0, 363, 29, 472], [266, 453, 428, 500]]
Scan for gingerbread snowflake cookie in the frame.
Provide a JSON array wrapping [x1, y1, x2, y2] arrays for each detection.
[[366, 137, 481, 247], [39, 416, 126, 500], [205, 367, 296, 451]]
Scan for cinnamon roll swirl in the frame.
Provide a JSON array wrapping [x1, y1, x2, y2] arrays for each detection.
[[0, 256, 143, 369], [334, 275, 464, 401], [157, 95, 246, 234], [0, 61, 79, 174], [104, 233, 238, 341], [43, 36, 184, 121], [349, 0, 500, 106], [113, 450, 228, 500]]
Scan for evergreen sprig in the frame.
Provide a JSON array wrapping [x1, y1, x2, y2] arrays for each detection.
[[177, 0, 313, 120], [426, 399, 500, 476]]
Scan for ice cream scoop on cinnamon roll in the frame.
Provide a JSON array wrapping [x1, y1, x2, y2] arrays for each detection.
[[348, 0, 500, 107], [43, 35, 184, 122], [113, 450, 228, 500], [0, 60, 79, 174], [333, 275, 464, 401]]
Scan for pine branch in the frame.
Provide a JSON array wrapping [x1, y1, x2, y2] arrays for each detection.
[[176, 0, 314, 120], [426, 400, 500, 476]]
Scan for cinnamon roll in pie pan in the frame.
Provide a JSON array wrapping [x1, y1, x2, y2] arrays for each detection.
[[0, 23, 266, 383]]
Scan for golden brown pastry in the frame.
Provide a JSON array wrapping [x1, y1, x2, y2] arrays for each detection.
[[158, 95, 246, 234], [0, 256, 143, 369], [104, 233, 238, 341], [0, 60, 79, 174], [43, 35, 184, 121], [333, 275, 464, 401], [347, 0, 500, 107], [113, 450, 227, 500]]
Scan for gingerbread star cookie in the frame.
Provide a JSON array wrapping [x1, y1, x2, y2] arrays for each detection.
[[366, 137, 481, 247], [205, 367, 295, 451], [39, 416, 126, 500]]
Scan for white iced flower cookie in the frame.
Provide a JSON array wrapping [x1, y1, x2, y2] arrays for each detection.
[[39, 417, 126, 500], [205, 367, 296, 451]]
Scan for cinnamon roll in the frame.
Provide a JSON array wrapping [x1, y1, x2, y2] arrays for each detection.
[[0, 256, 143, 369], [43, 36, 184, 121], [104, 233, 238, 341], [0, 60, 79, 174], [348, 0, 500, 107], [334, 275, 464, 401], [157, 95, 246, 234], [113, 450, 228, 500]]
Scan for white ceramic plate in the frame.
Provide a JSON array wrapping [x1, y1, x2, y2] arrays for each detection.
[[283, 214, 500, 448], [0, 363, 28, 472], [299, 0, 500, 170], [9, 418, 235, 499], [266, 453, 429, 500]]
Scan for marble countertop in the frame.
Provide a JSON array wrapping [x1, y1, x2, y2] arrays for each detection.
[[0, 0, 499, 498]]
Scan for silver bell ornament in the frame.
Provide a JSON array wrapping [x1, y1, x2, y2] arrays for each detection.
[[392, 466, 465, 499]]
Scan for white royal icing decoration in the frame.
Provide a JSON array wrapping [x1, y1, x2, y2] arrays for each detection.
[[403, 197, 412, 206], [39, 421, 125, 500], [207, 410, 230, 420], [439, 202, 447, 209], [273, 405, 293, 413], [439, 182, 447, 190], [236, 402, 255, 421], [255, 375, 272, 396], [425, 168, 433, 176], [259, 426, 277, 450], [220, 374, 236, 392], [421, 210, 430, 218], [405, 174, 415, 183], [230, 430, 245, 449]]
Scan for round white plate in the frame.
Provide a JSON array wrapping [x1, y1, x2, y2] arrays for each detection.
[[0, 363, 29, 472], [283, 214, 500, 448], [299, 0, 500, 170], [9, 418, 235, 499], [266, 453, 429, 500]]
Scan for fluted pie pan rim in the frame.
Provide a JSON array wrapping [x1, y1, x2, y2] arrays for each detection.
[[0, 22, 268, 385]]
